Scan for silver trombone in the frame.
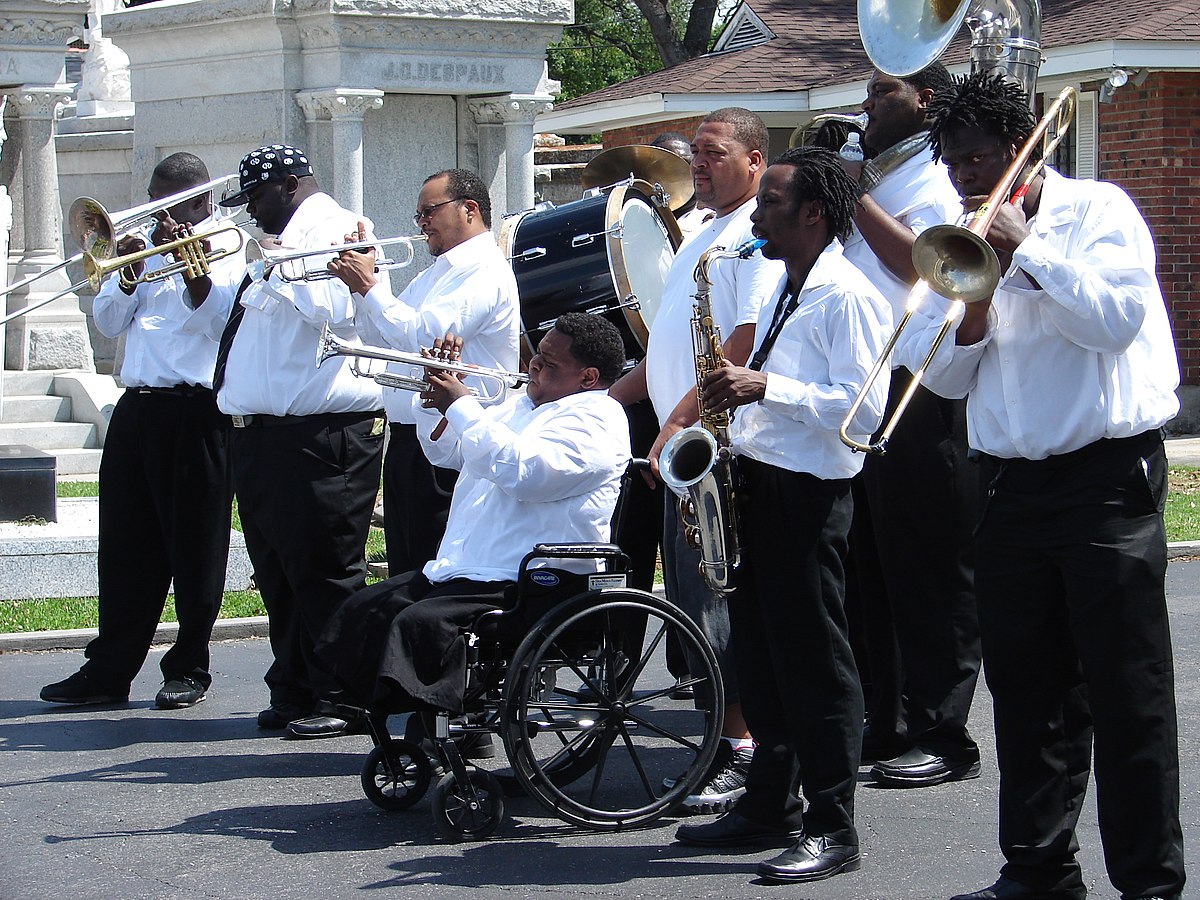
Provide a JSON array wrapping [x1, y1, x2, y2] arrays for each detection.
[[0, 174, 239, 326], [247, 234, 427, 282], [315, 322, 529, 403]]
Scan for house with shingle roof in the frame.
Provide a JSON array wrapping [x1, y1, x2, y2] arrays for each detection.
[[538, 0, 1200, 415]]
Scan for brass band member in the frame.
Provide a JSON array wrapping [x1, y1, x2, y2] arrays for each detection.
[[41, 153, 243, 710], [913, 73, 1185, 900], [212, 145, 386, 739], [675, 147, 890, 885]]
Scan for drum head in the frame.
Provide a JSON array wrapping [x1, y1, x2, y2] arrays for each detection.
[[605, 180, 683, 350]]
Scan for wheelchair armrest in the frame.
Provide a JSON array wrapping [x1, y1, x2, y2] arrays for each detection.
[[530, 542, 626, 559]]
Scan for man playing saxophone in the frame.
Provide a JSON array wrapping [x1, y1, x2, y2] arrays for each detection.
[[675, 147, 890, 884]]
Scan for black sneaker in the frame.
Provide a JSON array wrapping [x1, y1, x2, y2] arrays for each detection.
[[40, 671, 129, 706], [155, 676, 207, 709], [257, 703, 312, 729], [678, 740, 753, 815]]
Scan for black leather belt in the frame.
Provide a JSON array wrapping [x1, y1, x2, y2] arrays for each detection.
[[229, 410, 380, 429], [130, 385, 209, 398]]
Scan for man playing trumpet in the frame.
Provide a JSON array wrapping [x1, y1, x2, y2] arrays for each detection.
[[326, 169, 520, 584], [41, 152, 245, 710]]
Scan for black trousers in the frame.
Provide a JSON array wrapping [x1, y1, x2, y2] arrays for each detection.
[[976, 432, 1184, 898], [728, 457, 862, 844], [231, 411, 384, 708], [383, 423, 457, 577], [83, 388, 232, 689], [855, 371, 981, 755]]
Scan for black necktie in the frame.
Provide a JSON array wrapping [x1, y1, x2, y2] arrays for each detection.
[[212, 274, 253, 394]]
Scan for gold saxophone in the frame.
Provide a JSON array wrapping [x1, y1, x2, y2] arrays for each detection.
[[660, 238, 764, 595]]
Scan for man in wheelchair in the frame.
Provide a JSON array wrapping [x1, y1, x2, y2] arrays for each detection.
[[296, 312, 631, 740]]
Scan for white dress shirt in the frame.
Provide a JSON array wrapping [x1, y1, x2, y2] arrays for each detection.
[[843, 145, 961, 321], [93, 215, 246, 389], [215, 193, 384, 417], [417, 389, 631, 583], [645, 197, 783, 427], [354, 231, 520, 424], [731, 241, 893, 480], [914, 169, 1180, 460]]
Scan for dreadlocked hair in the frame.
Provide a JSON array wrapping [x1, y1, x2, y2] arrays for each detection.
[[769, 147, 858, 244], [928, 71, 1037, 163]]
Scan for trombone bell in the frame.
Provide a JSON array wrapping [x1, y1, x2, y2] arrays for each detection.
[[910, 224, 1002, 304]]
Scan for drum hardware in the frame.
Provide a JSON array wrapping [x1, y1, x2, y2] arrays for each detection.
[[571, 223, 624, 248], [316, 322, 528, 402], [532, 295, 643, 333], [509, 246, 547, 263]]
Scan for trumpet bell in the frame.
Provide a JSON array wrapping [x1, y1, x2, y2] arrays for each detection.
[[911, 223, 1002, 303]]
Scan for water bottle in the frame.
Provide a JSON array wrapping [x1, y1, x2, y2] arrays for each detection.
[[839, 132, 864, 162]]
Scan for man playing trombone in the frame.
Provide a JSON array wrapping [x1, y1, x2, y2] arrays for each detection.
[[326, 169, 520, 581], [40, 152, 245, 710], [911, 72, 1185, 900]]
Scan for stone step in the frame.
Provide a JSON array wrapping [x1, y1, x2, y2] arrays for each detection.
[[0, 421, 96, 450], [2, 371, 56, 396], [52, 449, 104, 478], [1, 394, 71, 423], [0, 496, 253, 600]]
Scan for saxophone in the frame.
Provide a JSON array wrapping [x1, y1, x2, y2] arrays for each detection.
[[660, 238, 765, 595]]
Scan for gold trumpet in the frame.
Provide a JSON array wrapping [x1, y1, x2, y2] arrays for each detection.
[[839, 87, 1077, 455], [80, 221, 246, 291], [0, 175, 239, 326], [315, 322, 529, 403], [247, 234, 427, 282]]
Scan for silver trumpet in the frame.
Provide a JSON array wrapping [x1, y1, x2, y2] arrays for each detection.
[[315, 322, 528, 403], [247, 234, 427, 282]]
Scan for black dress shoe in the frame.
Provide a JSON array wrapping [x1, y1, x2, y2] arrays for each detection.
[[40, 671, 129, 706], [256, 704, 313, 730], [286, 714, 368, 739], [676, 811, 804, 848], [757, 834, 861, 884], [155, 676, 207, 709], [950, 875, 1083, 899], [871, 746, 981, 787]]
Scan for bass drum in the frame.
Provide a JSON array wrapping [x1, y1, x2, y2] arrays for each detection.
[[500, 179, 683, 367]]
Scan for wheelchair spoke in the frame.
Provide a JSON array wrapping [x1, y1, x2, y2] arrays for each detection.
[[618, 723, 658, 801], [586, 725, 620, 807], [621, 708, 704, 751]]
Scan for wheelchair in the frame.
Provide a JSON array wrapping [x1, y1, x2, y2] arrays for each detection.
[[347, 541, 724, 841]]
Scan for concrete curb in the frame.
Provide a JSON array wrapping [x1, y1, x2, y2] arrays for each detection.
[[0, 614, 270, 654]]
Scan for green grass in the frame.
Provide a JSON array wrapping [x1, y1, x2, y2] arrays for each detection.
[[6, 470, 1198, 634]]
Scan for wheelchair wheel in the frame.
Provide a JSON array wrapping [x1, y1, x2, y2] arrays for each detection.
[[501, 589, 723, 830], [360, 738, 432, 811], [430, 768, 505, 841]]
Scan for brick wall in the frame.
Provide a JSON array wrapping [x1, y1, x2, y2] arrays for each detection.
[[603, 116, 707, 149], [1099, 72, 1200, 385]]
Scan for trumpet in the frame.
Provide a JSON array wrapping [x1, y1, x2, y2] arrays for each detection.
[[315, 322, 529, 403], [0, 177, 242, 326], [247, 234, 427, 282], [81, 221, 246, 291]]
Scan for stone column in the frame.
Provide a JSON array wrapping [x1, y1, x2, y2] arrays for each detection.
[[295, 89, 384, 215], [5, 86, 92, 371], [467, 93, 554, 217]]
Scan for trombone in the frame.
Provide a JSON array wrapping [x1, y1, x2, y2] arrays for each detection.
[[315, 322, 529, 403], [838, 87, 1077, 455], [0, 174, 239, 326], [247, 234, 427, 282]]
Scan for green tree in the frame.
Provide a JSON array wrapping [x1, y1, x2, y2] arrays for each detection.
[[548, 0, 725, 101]]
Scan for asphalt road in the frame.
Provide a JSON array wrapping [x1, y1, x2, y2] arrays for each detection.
[[1, 566, 1197, 900]]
